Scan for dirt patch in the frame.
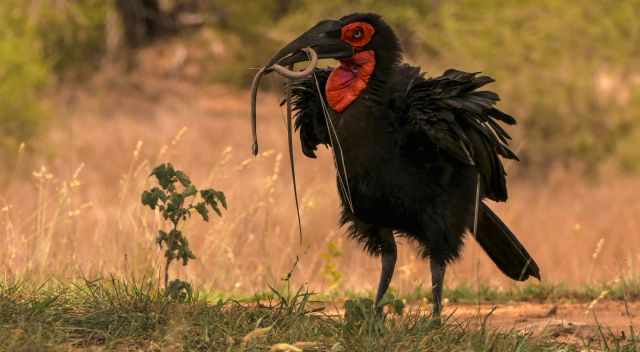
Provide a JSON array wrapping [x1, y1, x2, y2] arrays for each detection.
[[442, 301, 638, 343]]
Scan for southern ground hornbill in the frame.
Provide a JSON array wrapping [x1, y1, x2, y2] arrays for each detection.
[[253, 13, 540, 316]]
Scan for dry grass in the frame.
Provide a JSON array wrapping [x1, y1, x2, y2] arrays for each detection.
[[1, 72, 638, 297]]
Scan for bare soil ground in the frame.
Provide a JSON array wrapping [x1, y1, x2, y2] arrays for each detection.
[[443, 301, 638, 343]]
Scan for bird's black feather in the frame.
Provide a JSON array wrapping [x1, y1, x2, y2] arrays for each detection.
[[476, 203, 541, 280], [286, 68, 333, 158], [403, 68, 518, 201]]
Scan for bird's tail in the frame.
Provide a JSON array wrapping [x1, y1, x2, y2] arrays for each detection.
[[474, 203, 541, 281]]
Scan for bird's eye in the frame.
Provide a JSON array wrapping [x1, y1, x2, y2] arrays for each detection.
[[341, 22, 374, 47], [352, 27, 363, 39]]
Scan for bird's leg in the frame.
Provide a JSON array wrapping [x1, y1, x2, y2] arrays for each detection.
[[374, 229, 397, 312], [430, 256, 446, 318]]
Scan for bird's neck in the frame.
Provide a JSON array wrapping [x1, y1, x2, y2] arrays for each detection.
[[325, 47, 400, 113]]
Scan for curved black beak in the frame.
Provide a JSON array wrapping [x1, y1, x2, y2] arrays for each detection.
[[266, 20, 353, 68]]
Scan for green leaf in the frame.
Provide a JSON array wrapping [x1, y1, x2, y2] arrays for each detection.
[[157, 189, 168, 202], [183, 184, 197, 198], [211, 204, 222, 216], [201, 189, 227, 214], [175, 170, 192, 187], [141, 190, 157, 209], [391, 299, 405, 316], [150, 163, 176, 191], [167, 193, 184, 215], [166, 279, 193, 302], [218, 192, 228, 209], [141, 187, 167, 209], [199, 189, 213, 203], [194, 202, 209, 221]]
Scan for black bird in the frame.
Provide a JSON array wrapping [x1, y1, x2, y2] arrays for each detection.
[[266, 13, 540, 316]]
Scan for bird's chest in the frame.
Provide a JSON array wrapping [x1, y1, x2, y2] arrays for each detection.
[[340, 162, 429, 231], [332, 106, 424, 227], [332, 105, 456, 229], [334, 102, 397, 164]]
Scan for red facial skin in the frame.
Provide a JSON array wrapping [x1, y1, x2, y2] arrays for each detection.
[[326, 22, 376, 112], [326, 50, 375, 112]]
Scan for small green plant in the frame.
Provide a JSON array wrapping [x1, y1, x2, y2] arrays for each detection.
[[343, 294, 406, 337], [141, 163, 226, 300], [320, 240, 343, 292]]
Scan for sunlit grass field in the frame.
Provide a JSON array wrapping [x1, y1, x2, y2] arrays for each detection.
[[2, 75, 639, 293], [1, 77, 639, 350]]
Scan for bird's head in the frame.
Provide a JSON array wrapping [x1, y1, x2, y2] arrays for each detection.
[[266, 13, 401, 70]]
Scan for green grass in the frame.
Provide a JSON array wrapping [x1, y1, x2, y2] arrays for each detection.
[[1, 277, 638, 351], [405, 277, 640, 304], [202, 276, 640, 306]]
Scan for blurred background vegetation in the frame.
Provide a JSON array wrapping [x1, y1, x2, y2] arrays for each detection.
[[1, 0, 639, 174]]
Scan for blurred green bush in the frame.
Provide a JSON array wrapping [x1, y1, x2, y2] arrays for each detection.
[[0, 0, 109, 153], [35, 0, 110, 74], [0, 2, 49, 152], [0, 0, 639, 172], [414, 0, 640, 173]]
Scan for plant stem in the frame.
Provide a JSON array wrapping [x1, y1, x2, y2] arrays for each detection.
[[164, 257, 170, 288]]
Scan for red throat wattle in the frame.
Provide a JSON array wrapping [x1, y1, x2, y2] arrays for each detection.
[[326, 50, 375, 112]]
